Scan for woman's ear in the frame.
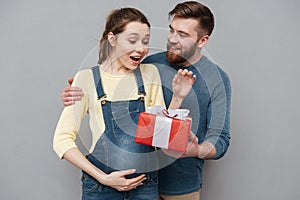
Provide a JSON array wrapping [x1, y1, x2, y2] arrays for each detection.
[[108, 32, 116, 46], [198, 35, 209, 48]]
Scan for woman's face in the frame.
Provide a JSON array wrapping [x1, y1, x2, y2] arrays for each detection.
[[112, 21, 150, 71]]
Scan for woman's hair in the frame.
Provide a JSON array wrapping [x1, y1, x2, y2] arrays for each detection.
[[98, 7, 150, 65], [169, 1, 214, 38]]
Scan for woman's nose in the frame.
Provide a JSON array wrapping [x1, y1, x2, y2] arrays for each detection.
[[135, 42, 147, 53]]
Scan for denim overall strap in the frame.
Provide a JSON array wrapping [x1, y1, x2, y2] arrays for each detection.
[[92, 65, 144, 99], [134, 66, 146, 97], [90, 66, 158, 174], [91, 66, 106, 100]]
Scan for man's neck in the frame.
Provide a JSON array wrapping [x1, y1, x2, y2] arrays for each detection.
[[181, 50, 203, 67]]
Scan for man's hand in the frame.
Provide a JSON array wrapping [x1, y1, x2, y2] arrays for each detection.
[[169, 69, 196, 109], [61, 78, 83, 106], [161, 132, 199, 158], [162, 132, 217, 159], [172, 69, 196, 100], [181, 132, 217, 159], [180, 132, 200, 158]]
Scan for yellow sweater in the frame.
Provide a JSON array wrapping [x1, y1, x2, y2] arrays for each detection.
[[53, 64, 165, 158]]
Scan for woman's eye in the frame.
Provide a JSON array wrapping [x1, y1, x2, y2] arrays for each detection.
[[142, 40, 149, 45], [129, 40, 137, 44]]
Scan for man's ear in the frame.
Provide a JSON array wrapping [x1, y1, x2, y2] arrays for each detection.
[[198, 35, 209, 48], [108, 32, 117, 46]]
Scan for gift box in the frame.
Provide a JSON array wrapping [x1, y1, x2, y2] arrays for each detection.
[[135, 106, 192, 152]]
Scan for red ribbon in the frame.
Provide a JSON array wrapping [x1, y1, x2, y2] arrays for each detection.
[[162, 109, 178, 119]]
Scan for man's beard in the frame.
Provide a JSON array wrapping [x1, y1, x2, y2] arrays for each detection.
[[166, 42, 197, 66]]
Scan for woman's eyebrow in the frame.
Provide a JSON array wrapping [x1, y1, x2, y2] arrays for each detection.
[[128, 32, 150, 37]]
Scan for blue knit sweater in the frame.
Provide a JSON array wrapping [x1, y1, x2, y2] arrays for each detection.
[[143, 52, 231, 195]]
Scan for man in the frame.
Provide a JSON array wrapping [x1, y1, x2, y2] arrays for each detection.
[[62, 1, 231, 199]]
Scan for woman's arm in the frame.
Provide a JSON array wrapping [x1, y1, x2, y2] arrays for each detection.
[[54, 70, 146, 191], [63, 147, 146, 191]]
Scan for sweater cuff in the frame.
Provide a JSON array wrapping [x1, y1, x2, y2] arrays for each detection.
[[204, 138, 226, 160], [54, 143, 78, 159]]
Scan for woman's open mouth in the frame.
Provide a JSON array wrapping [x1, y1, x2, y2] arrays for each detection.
[[130, 56, 141, 63]]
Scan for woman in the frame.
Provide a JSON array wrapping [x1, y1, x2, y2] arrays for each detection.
[[53, 7, 195, 200]]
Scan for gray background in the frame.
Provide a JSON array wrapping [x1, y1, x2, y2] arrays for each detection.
[[1, 0, 299, 199]]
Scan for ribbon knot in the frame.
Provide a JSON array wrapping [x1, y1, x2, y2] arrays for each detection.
[[162, 109, 178, 119]]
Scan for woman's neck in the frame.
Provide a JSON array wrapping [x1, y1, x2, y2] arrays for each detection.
[[101, 59, 132, 76]]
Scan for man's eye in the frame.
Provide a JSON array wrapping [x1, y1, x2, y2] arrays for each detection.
[[169, 29, 174, 34], [179, 33, 188, 38]]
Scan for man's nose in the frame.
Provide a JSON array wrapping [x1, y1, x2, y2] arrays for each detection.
[[168, 32, 179, 44]]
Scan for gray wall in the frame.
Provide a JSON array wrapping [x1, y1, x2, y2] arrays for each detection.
[[1, 0, 299, 199]]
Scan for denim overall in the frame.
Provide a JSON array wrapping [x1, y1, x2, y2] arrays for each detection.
[[81, 66, 158, 200]]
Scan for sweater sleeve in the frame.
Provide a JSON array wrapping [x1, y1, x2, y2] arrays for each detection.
[[204, 70, 231, 160], [53, 70, 90, 159]]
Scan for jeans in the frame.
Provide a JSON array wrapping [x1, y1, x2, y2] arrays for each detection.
[[81, 171, 158, 200]]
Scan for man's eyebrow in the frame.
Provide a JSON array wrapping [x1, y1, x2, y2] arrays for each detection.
[[168, 24, 190, 36]]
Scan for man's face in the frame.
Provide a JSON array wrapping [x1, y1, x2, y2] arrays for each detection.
[[166, 17, 200, 66]]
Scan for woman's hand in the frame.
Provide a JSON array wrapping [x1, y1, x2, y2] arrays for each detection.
[[63, 148, 146, 192], [102, 169, 146, 191]]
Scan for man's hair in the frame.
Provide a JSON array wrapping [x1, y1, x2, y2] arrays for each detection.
[[169, 1, 215, 37]]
